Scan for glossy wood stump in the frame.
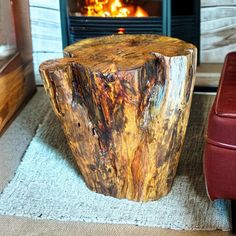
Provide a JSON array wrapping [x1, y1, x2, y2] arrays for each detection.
[[40, 34, 197, 201]]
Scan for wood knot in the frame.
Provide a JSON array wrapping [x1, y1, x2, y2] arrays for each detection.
[[97, 73, 116, 83], [129, 39, 140, 46], [105, 73, 115, 82]]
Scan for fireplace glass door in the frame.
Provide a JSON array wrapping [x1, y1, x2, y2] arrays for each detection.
[[60, 0, 200, 61], [73, 0, 162, 17]]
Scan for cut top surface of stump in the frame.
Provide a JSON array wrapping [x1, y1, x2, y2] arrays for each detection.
[[62, 34, 195, 73]]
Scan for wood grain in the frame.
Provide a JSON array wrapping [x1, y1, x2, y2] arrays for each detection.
[[201, 0, 236, 63], [40, 34, 197, 201], [29, 0, 63, 84], [0, 0, 36, 134], [0, 54, 25, 132]]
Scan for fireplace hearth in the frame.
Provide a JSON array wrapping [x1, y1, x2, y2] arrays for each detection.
[[60, 0, 200, 61]]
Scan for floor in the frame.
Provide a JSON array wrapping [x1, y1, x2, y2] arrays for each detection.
[[196, 63, 223, 88], [0, 88, 232, 236]]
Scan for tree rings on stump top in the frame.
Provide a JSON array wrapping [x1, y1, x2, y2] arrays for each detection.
[[62, 34, 195, 73]]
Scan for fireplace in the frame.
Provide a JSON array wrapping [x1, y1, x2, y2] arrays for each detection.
[[60, 0, 200, 61]]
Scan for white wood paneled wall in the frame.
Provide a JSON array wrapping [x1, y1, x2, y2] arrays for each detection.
[[29, 0, 236, 84], [201, 0, 236, 63], [29, 0, 63, 84]]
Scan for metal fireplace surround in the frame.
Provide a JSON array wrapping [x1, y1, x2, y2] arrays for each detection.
[[60, 0, 200, 61]]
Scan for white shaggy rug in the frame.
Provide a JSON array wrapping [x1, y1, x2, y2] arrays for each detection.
[[0, 95, 231, 231]]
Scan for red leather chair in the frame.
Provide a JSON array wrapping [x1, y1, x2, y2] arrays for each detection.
[[204, 52, 236, 233]]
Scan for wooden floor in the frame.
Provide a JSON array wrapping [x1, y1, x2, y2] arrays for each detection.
[[0, 88, 233, 236]]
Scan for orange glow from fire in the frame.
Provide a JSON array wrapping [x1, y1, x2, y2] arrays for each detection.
[[85, 0, 148, 17], [117, 27, 125, 34]]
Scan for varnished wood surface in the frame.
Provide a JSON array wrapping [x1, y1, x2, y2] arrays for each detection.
[[0, 54, 25, 132], [0, 53, 36, 134], [0, 0, 36, 134], [40, 34, 197, 201], [64, 34, 195, 72]]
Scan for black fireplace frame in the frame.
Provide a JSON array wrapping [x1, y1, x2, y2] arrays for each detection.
[[60, 0, 200, 62]]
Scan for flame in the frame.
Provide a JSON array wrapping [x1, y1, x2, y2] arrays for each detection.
[[111, 0, 122, 13], [134, 6, 149, 17], [84, 0, 148, 17]]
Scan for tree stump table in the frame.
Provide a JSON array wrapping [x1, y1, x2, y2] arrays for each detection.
[[40, 34, 197, 202]]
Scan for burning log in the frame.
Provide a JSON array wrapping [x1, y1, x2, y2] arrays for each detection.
[[83, 0, 148, 17], [40, 34, 197, 201]]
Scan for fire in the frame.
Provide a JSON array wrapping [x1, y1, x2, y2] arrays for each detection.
[[117, 27, 125, 34], [85, 0, 148, 17], [134, 6, 148, 17]]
